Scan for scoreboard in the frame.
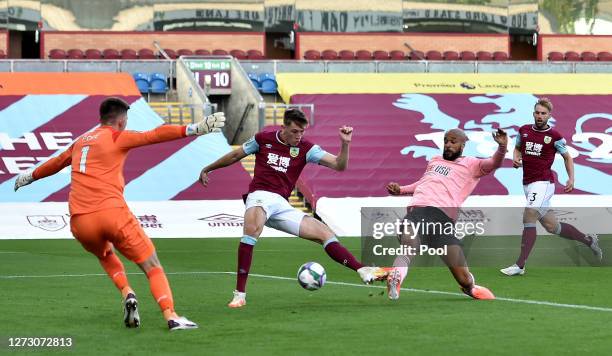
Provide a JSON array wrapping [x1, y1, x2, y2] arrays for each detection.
[[185, 58, 232, 95]]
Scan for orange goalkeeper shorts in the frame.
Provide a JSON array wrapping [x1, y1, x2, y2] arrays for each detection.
[[70, 207, 155, 264]]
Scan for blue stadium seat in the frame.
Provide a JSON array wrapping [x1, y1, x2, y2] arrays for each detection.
[[133, 72, 150, 94], [248, 72, 261, 90], [149, 73, 168, 94], [259, 73, 277, 94]]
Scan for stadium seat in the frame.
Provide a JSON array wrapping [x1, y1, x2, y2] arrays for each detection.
[[355, 50, 372, 60], [581, 51, 597, 61], [476, 51, 493, 61], [247, 49, 265, 59], [259, 73, 278, 94], [321, 50, 339, 60], [426, 50, 443, 60], [177, 49, 194, 56], [195, 49, 211, 56], [149, 73, 169, 94], [0, 50, 6, 59], [564, 51, 580, 61], [389, 50, 405, 60], [102, 49, 121, 59], [67, 49, 84, 59], [598, 51, 612, 61], [372, 50, 389, 60], [120, 49, 138, 59], [212, 49, 228, 56], [443, 51, 459, 60], [493, 51, 509, 60], [84, 49, 102, 59], [163, 49, 177, 59], [580, 51, 597, 62], [303, 50, 321, 60], [248, 72, 261, 90], [49, 49, 67, 59], [133, 72, 150, 94], [409, 50, 425, 60], [547, 51, 564, 61], [229, 49, 248, 59], [339, 50, 355, 60], [138, 48, 156, 59], [460, 51, 476, 61]]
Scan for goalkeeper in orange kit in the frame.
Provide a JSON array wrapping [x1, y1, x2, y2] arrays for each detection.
[[14, 97, 225, 331]]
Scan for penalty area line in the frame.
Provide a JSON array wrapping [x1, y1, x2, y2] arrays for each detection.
[[2, 270, 611, 313]]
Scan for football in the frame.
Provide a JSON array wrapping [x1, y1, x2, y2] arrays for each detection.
[[297, 262, 326, 291]]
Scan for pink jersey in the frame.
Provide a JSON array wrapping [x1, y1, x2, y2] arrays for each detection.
[[400, 147, 505, 220]]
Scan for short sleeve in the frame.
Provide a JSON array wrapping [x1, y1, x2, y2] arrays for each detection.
[[515, 132, 522, 148], [554, 138, 568, 154], [306, 144, 327, 164], [242, 136, 260, 155]]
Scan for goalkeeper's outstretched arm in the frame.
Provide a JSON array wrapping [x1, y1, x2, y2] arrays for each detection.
[[199, 147, 248, 187]]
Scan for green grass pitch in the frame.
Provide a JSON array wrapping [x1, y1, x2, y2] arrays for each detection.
[[1, 237, 611, 355]]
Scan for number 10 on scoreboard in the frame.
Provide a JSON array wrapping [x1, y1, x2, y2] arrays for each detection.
[[193, 69, 232, 95]]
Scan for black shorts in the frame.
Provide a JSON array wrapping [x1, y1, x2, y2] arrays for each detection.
[[403, 206, 461, 248]]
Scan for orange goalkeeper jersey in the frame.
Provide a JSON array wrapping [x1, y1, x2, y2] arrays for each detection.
[[33, 125, 187, 215]]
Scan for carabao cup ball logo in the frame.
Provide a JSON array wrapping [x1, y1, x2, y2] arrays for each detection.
[[297, 262, 326, 291]]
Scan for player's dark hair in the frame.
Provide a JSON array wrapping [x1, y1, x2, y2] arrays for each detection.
[[283, 108, 308, 127], [535, 97, 553, 113], [99, 97, 130, 124]]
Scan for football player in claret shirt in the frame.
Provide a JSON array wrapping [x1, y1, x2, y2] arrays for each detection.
[[385, 128, 507, 300], [500, 98, 601, 276], [14, 97, 225, 330], [199, 108, 388, 308]]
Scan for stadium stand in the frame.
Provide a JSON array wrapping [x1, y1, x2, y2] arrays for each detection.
[[0, 72, 250, 202]]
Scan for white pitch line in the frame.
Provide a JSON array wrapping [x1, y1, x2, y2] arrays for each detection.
[[2, 271, 612, 313]]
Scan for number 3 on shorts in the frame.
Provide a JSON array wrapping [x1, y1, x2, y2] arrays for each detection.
[[529, 192, 537, 202], [79, 146, 90, 173]]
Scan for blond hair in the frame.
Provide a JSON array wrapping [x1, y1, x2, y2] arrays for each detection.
[[534, 97, 553, 113]]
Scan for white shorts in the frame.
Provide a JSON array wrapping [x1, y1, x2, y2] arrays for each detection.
[[523, 181, 555, 217], [244, 190, 306, 236]]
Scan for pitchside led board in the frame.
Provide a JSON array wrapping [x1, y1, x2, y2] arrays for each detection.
[[185, 58, 232, 95]]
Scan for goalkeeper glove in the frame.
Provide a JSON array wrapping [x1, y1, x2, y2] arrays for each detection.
[[186, 112, 226, 136], [14, 169, 34, 192]]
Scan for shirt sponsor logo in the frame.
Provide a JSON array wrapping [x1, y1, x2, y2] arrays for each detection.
[[267, 152, 290, 173], [27, 215, 67, 231], [199, 213, 244, 227], [524, 141, 543, 156]]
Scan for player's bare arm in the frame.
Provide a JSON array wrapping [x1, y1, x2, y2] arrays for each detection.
[[561, 151, 575, 192], [199, 147, 248, 187], [513, 146, 522, 168], [318, 126, 353, 171]]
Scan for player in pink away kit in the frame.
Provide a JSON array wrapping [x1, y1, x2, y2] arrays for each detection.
[[385, 128, 508, 300], [199, 109, 388, 307], [500, 98, 602, 276]]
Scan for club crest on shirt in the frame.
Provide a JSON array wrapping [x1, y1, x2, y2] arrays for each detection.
[[544, 136, 551, 144], [290, 147, 299, 158]]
